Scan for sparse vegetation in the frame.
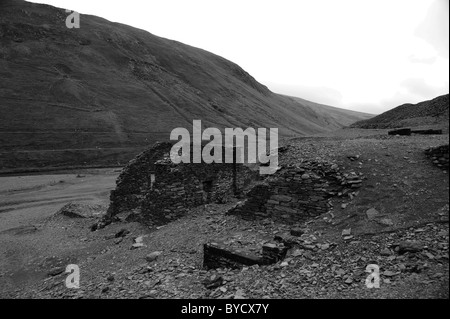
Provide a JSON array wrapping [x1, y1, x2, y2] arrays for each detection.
[[0, 0, 447, 301], [1, 1, 373, 171]]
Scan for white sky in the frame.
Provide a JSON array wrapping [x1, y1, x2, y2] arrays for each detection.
[[30, 0, 449, 114]]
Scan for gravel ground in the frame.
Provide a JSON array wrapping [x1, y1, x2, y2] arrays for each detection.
[[0, 129, 448, 299]]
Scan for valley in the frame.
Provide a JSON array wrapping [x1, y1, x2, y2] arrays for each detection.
[[0, 128, 447, 299], [0, 0, 448, 302]]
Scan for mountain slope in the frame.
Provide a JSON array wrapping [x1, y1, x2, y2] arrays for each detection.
[[288, 96, 374, 129], [351, 94, 449, 129], [1, 0, 371, 170]]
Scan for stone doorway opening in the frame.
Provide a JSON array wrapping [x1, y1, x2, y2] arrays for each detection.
[[202, 180, 214, 203]]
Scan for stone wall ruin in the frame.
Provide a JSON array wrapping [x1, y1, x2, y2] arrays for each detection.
[[425, 144, 449, 170], [107, 142, 363, 228], [107, 142, 258, 225], [107, 142, 173, 218], [226, 161, 363, 224]]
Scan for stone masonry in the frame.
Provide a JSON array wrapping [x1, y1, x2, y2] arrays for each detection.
[[107, 142, 363, 227], [425, 144, 449, 170], [227, 160, 362, 224], [107, 142, 174, 218], [203, 241, 288, 269], [107, 142, 258, 225]]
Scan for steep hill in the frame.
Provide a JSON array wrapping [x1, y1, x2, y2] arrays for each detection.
[[288, 96, 373, 128], [0, 0, 371, 171], [351, 94, 449, 129]]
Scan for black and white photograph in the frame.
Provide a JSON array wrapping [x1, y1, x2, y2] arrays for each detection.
[[0, 0, 448, 305]]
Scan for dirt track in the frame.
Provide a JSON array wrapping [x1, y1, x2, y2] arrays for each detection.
[[0, 169, 118, 232], [0, 169, 119, 294]]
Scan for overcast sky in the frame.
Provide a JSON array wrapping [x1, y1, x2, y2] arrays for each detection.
[[30, 0, 449, 114]]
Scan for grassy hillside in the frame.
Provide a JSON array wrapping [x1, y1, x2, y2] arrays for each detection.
[[1, 0, 372, 171], [288, 96, 374, 128], [351, 94, 449, 129]]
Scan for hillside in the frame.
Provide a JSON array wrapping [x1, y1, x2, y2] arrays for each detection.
[[288, 96, 374, 128], [0, 129, 448, 299], [1, 0, 371, 171], [351, 94, 449, 130]]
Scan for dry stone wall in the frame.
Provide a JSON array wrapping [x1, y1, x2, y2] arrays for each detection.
[[107, 141, 258, 225], [203, 241, 288, 269], [107, 141, 364, 227], [425, 144, 449, 170], [140, 156, 251, 225], [107, 142, 173, 218], [227, 161, 362, 224]]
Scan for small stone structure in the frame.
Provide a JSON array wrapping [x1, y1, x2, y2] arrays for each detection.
[[388, 128, 443, 136], [107, 142, 363, 227], [412, 129, 443, 135], [107, 142, 258, 225], [203, 241, 288, 269], [227, 161, 362, 223], [388, 128, 411, 136], [107, 142, 173, 218], [425, 144, 449, 170]]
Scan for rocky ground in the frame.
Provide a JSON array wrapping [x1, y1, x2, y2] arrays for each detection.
[[0, 128, 448, 299]]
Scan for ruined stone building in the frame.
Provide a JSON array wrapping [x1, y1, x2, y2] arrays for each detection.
[[107, 142, 361, 227], [227, 161, 362, 223], [107, 142, 258, 225]]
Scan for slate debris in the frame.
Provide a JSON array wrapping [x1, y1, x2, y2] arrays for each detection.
[[115, 229, 130, 238], [396, 241, 424, 254], [56, 202, 105, 219], [366, 208, 380, 220], [290, 228, 305, 237], [203, 276, 224, 289], [20, 209, 449, 300], [47, 267, 65, 277], [145, 251, 162, 262], [342, 228, 352, 236], [131, 236, 146, 249]]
